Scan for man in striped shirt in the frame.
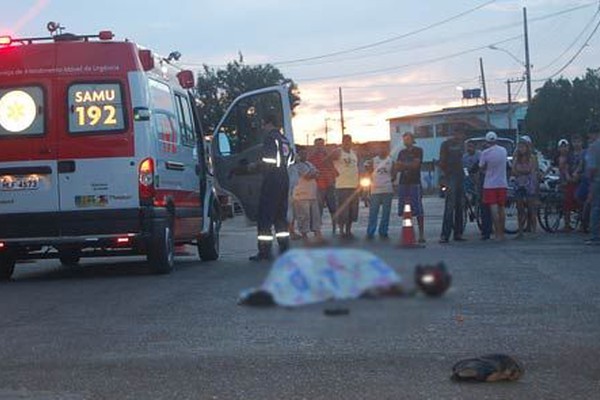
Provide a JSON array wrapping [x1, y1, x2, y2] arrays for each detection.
[[309, 138, 338, 234]]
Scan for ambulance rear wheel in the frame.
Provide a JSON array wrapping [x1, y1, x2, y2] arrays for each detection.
[[59, 250, 81, 267], [198, 206, 220, 261], [147, 219, 175, 274], [0, 255, 16, 281]]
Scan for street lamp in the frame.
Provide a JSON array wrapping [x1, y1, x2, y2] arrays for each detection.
[[488, 45, 526, 68], [488, 45, 529, 141], [487, 7, 532, 106]]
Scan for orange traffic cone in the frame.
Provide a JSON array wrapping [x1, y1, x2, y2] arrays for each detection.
[[400, 202, 424, 249]]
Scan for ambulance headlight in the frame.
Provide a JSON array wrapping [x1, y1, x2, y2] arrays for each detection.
[[0, 90, 37, 133]]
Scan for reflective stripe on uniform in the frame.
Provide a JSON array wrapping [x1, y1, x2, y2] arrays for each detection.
[[262, 158, 277, 164], [275, 139, 281, 167], [258, 235, 274, 241], [275, 232, 290, 238]]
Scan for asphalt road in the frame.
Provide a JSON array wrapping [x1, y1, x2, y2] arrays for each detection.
[[1, 197, 599, 400]]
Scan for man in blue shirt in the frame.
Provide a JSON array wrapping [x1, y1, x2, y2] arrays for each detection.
[[585, 125, 600, 245]]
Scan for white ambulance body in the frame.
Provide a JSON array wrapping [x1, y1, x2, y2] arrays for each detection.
[[0, 29, 295, 280]]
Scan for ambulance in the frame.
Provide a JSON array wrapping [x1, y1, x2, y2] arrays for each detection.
[[0, 25, 295, 280]]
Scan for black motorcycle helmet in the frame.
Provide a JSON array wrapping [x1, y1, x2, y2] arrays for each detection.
[[414, 262, 452, 297]]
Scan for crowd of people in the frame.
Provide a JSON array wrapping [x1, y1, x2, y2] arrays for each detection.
[[286, 132, 427, 245], [253, 114, 600, 260], [283, 125, 600, 247]]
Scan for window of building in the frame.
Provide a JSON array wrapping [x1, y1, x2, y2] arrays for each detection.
[[414, 125, 434, 138]]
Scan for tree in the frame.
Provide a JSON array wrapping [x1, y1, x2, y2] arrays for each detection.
[[194, 55, 301, 134], [525, 68, 600, 151]]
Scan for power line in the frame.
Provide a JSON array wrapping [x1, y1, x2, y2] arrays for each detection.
[[295, 35, 522, 82], [269, 0, 496, 66], [182, 2, 598, 70], [536, 7, 600, 73], [537, 13, 600, 81], [329, 77, 480, 90]]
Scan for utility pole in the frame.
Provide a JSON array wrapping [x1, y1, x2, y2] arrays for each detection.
[[324, 117, 329, 144], [505, 77, 526, 142], [523, 7, 532, 105], [338, 87, 346, 138], [479, 57, 491, 128], [507, 79, 513, 131], [506, 78, 526, 138]]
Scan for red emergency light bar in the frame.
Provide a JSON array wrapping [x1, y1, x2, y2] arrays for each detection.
[[0, 31, 114, 46]]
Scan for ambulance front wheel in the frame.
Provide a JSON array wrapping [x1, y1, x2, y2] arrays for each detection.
[[147, 219, 175, 274], [0, 255, 16, 281], [198, 205, 220, 261]]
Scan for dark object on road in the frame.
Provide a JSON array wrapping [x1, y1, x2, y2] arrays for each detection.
[[414, 262, 451, 297], [360, 283, 416, 299], [451, 354, 524, 382], [237, 289, 275, 307], [323, 307, 350, 316]]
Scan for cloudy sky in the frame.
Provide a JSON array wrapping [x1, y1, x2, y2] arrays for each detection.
[[2, 0, 599, 143]]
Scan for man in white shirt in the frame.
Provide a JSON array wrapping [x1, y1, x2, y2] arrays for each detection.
[[332, 134, 359, 238], [365, 146, 394, 239], [479, 131, 508, 241]]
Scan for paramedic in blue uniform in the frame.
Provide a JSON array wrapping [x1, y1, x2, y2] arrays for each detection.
[[250, 114, 294, 261]]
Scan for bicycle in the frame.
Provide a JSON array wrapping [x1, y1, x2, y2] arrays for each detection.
[[462, 180, 483, 233], [462, 178, 526, 236], [538, 179, 582, 233]]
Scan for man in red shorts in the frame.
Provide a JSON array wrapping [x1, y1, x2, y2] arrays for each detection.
[[479, 131, 508, 240]]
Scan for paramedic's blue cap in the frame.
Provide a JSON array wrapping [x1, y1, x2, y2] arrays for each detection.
[[485, 131, 497, 142], [520, 135, 532, 144]]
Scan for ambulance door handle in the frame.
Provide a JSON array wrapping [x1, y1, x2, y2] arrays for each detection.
[[58, 161, 76, 174], [165, 161, 185, 171]]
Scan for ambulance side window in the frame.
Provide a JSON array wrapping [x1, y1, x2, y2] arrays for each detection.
[[154, 112, 179, 154], [149, 79, 176, 115], [174, 93, 195, 147], [149, 79, 180, 151]]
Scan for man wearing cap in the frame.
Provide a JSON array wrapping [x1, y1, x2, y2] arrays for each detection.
[[395, 132, 425, 242], [585, 125, 600, 245], [479, 131, 508, 241]]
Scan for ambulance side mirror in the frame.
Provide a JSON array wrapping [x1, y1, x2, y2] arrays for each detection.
[[216, 132, 231, 156], [177, 70, 195, 89]]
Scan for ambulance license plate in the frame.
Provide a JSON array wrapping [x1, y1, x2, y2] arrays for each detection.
[[0, 175, 40, 191]]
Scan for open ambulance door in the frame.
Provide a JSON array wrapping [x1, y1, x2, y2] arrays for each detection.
[[211, 86, 294, 223]]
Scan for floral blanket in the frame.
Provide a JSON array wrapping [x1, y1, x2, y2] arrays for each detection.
[[245, 248, 402, 307]]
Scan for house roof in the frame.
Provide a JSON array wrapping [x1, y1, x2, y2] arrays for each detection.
[[388, 101, 528, 122]]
